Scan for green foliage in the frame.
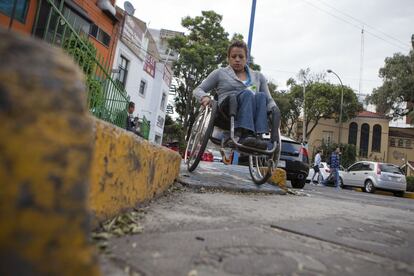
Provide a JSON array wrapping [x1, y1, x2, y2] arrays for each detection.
[[268, 82, 301, 136], [162, 115, 186, 151], [271, 69, 362, 139], [168, 11, 229, 133], [367, 48, 414, 120], [406, 176, 414, 192], [63, 34, 97, 76], [63, 34, 106, 114], [320, 143, 357, 168], [287, 70, 363, 139]]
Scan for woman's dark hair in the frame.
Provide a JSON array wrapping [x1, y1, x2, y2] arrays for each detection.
[[227, 40, 249, 57], [128, 101, 135, 108]]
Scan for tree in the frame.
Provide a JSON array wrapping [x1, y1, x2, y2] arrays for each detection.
[[367, 48, 414, 121], [303, 82, 362, 138], [287, 70, 363, 139], [268, 81, 301, 136], [168, 11, 229, 135]]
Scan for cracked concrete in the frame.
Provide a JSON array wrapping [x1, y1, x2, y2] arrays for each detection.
[[100, 162, 414, 275]]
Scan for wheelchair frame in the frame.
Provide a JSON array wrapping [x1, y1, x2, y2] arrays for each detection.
[[184, 95, 281, 184]]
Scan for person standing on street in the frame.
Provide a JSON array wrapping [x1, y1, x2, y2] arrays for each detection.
[[311, 149, 322, 184], [324, 147, 341, 189]]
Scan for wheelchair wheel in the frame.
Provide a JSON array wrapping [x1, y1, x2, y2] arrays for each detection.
[[248, 129, 281, 185], [184, 101, 217, 172]]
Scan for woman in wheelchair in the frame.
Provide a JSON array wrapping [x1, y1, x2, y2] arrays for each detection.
[[193, 40, 281, 149], [185, 40, 281, 184]]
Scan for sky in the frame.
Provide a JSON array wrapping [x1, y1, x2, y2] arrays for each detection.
[[117, 0, 413, 97]]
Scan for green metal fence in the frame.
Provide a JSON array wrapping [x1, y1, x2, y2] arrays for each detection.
[[32, 0, 129, 128]]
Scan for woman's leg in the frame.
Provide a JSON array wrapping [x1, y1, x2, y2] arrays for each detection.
[[235, 90, 255, 133], [254, 92, 269, 134]]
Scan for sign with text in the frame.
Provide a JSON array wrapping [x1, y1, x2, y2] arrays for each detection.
[[143, 54, 156, 78]]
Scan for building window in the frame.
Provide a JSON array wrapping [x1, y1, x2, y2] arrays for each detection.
[[322, 131, 333, 145], [139, 80, 147, 97], [398, 139, 404, 147], [154, 135, 161, 144], [89, 24, 111, 47], [156, 115, 165, 128], [371, 124, 381, 152], [359, 123, 369, 157], [63, 7, 90, 36], [160, 92, 167, 110], [348, 122, 358, 145], [406, 139, 412, 148], [117, 56, 129, 87], [390, 138, 395, 147], [0, 0, 29, 23]]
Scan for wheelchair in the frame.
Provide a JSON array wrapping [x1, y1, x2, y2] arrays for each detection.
[[184, 94, 281, 184]]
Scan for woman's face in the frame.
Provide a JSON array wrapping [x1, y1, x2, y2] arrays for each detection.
[[228, 47, 247, 72]]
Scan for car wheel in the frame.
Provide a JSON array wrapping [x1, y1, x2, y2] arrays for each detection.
[[393, 191, 405, 197], [363, 180, 375, 193], [339, 177, 346, 189], [291, 179, 306, 189]]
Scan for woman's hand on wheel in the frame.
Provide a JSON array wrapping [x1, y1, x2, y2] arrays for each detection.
[[201, 96, 211, 107]]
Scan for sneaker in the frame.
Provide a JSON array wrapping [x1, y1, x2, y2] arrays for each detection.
[[255, 137, 269, 150], [238, 136, 258, 147]]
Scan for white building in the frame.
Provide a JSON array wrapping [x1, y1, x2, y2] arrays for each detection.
[[112, 11, 173, 144]]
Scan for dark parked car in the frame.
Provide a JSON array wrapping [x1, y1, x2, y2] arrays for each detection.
[[278, 136, 309, 189], [238, 136, 309, 188]]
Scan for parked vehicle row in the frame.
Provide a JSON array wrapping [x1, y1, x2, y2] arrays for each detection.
[[308, 160, 407, 197], [340, 161, 406, 197]]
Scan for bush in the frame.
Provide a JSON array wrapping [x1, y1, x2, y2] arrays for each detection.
[[406, 176, 414, 192]]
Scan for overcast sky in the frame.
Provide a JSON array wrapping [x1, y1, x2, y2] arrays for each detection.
[[118, 0, 413, 96]]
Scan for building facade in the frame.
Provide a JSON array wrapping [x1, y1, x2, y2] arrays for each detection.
[[112, 12, 177, 144], [303, 111, 414, 173], [1, 0, 120, 68]]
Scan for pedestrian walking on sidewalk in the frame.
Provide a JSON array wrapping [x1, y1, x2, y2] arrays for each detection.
[[311, 149, 322, 184]]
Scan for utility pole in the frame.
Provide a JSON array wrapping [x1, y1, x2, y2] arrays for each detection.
[[247, 0, 257, 63], [359, 27, 365, 99]]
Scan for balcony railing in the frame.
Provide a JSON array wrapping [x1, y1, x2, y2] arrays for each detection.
[[32, 0, 130, 128]]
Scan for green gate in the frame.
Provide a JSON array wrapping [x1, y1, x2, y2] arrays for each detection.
[[32, 0, 129, 128]]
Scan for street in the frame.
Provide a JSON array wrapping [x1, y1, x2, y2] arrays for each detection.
[[100, 162, 414, 276]]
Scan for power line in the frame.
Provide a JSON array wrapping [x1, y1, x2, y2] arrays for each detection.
[[298, 0, 410, 52], [312, 0, 409, 47]]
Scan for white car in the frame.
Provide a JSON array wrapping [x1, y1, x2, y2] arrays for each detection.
[[340, 161, 406, 196], [306, 162, 344, 184]]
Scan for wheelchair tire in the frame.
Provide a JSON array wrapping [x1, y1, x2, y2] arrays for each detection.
[[185, 101, 217, 172], [248, 129, 281, 185]]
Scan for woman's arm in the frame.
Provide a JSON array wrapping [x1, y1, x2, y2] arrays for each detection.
[[193, 69, 220, 102], [259, 73, 277, 111]]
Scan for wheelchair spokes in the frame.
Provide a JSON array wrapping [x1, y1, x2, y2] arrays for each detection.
[[185, 104, 216, 172], [249, 154, 273, 184]]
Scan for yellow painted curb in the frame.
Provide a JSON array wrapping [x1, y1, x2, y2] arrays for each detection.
[[354, 187, 413, 199], [268, 168, 287, 190], [89, 118, 181, 225], [0, 30, 99, 275], [404, 192, 414, 199]]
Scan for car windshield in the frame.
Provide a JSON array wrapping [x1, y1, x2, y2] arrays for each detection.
[[380, 164, 403, 174], [281, 141, 301, 157]]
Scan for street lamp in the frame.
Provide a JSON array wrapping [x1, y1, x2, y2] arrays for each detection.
[[327, 69, 344, 144]]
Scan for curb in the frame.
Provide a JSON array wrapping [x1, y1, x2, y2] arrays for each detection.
[[0, 30, 99, 275], [354, 187, 413, 199], [89, 118, 181, 225]]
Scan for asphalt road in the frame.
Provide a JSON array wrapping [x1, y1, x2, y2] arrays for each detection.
[[100, 162, 414, 276]]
